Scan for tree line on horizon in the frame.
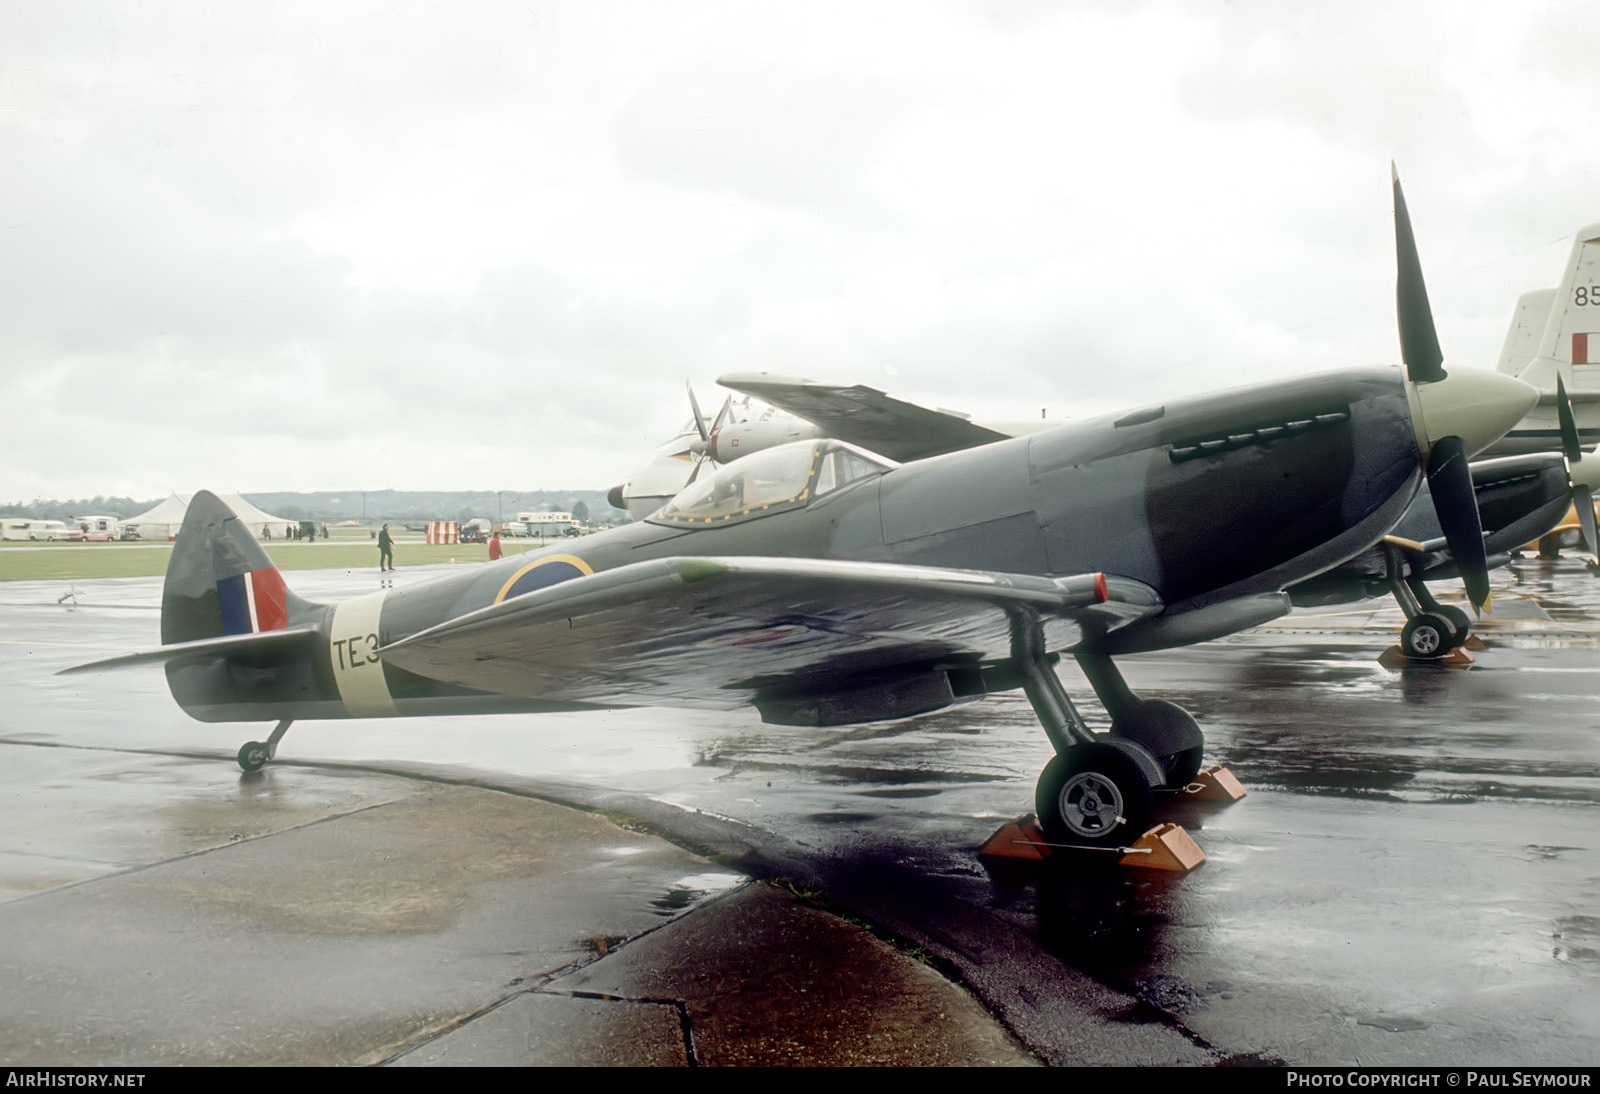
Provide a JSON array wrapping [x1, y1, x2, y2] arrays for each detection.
[[2, 489, 630, 524]]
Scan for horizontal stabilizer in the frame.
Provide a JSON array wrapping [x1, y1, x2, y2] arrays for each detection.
[[58, 625, 321, 676]]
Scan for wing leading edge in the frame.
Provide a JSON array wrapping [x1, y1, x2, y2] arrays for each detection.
[[379, 556, 1161, 722]]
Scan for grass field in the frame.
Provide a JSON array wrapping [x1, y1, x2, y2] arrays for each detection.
[[0, 538, 550, 582]]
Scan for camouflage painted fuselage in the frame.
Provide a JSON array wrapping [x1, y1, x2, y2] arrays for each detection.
[[166, 367, 1423, 723]]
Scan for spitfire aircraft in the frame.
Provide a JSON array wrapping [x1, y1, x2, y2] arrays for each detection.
[[68, 173, 1537, 849]]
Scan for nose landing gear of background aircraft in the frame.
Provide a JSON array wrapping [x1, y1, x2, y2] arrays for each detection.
[[1385, 543, 1475, 660]]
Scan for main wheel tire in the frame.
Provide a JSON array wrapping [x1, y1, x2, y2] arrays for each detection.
[[1036, 743, 1153, 848], [1163, 745, 1206, 790], [1400, 612, 1452, 659], [1110, 699, 1204, 789], [237, 741, 269, 772], [1437, 604, 1472, 648]]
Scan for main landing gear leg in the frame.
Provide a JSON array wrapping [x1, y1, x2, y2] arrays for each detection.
[[1010, 615, 1161, 848], [1384, 543, 1469, 660], [1074, 651, 1205, 790], [237, 719, 293, 772]]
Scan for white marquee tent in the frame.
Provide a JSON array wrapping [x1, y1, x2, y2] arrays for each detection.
[[125, 493, 295, 541]]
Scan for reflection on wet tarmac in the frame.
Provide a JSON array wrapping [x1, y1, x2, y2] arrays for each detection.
[[649, 872, 744, 915], [3, 558, 1598, 1064]]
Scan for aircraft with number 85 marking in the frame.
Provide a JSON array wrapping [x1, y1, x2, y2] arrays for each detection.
[[66, 171, 1537, 849]]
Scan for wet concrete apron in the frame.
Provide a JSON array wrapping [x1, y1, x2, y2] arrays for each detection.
[[2, 558, 1595, 1065]]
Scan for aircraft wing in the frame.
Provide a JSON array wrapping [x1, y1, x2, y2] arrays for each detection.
[[717, 372, 1012, 462], [379, 557, 1161, 723]]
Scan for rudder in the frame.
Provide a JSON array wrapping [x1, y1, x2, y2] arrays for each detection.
[[1514, 224, 1600, 391], [162, 491, 318, 644]]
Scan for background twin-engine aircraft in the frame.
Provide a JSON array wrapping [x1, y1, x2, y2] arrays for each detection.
[[606, 379, 1054, 521], [72, 173, 1546, 848]]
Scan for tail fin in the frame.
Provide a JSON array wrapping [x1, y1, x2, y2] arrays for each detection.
[[162, 491, 319, 644], [1496, 288, 1554, 376], [1513, 223, 1600, 391]]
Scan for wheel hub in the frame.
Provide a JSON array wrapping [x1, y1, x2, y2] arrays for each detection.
[[1060, 772, 1123, 837]]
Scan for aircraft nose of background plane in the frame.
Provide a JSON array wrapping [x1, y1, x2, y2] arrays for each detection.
[[1408, 368, 1539, 459]]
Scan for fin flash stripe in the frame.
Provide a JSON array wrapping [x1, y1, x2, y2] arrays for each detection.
[[217, 568, 288, 635]]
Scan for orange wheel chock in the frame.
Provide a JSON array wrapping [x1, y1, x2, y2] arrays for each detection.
[[1117, 823, 1206, 872], [1185, 765, 1246, 802], [1377, 644, 1475, 668], [979, 814, 1053, 861], [979, 814, 1206, 874]]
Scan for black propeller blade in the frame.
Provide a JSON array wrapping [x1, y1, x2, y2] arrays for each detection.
[[1425, 436, 1491, 610], [684, 389, 733, 486], [1394, 164, 1490, 610], [1557, 376, 1599, 556], [686, 381, 711, 444], [1392, 165, 1447, 385], [1557, 376, 1583, 463]]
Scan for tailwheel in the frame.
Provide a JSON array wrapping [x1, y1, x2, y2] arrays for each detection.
[[236, 718, 293, 773], [1036, 743, 1153, 848], [237, 741, 269, 772], [1399, 612, 1453, 660]]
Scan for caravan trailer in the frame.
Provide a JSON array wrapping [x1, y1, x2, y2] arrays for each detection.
[[511, 511, 576, 539]]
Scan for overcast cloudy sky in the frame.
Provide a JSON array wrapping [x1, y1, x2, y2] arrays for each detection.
[[3, 0, 1597, 501]]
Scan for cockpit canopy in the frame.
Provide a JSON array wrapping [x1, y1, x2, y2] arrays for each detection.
[[649, 439, 896, 527]]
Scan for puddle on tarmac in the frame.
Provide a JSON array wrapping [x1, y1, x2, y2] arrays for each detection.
[[649, 871, 744, 915], [1357, 1014, 1430, 1032]]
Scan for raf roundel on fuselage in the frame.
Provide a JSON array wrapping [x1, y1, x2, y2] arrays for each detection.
[[649, 439, 897, 527], [493, 554, 595, 604]]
